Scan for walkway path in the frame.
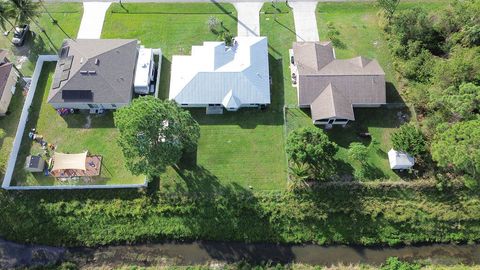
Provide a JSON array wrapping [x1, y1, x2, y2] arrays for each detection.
[[77, 2, 111, 39], [290, 2, 319, 42], [233, 2, 263, 37]]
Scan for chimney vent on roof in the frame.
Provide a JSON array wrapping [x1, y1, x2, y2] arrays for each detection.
[[88, 70, 96, 75], [95, 58, 99, 65], [80, 70, 88, 74]]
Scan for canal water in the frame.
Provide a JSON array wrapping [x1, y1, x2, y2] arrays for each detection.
[[2, 239, 480, 268]]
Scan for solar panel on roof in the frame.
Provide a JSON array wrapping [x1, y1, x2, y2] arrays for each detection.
[[62, 90, 93, 101], [62, 56, 73, 70], [60, 70, 70, 82], [52, 69, 63, 89]]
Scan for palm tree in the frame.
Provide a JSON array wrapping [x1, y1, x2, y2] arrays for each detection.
[[9, 0, 43, 32], [0, 0, 15, 32], [288, 162, 310, 191]]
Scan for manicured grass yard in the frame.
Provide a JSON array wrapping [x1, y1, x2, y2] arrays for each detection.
[[12, 63, 144, 186], [286, 107, 410, 181], [102, 3, 287, 190], [0, 86, 25, 182], [0, 3, 83, 76]]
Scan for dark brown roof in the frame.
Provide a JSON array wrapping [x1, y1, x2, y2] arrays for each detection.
[[292, 41, 386, 121], [48, 39, 138, 104], [0, 49, 14, 99]]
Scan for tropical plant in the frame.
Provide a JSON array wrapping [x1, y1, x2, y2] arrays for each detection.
[[288, 162, 310, 190], [0, 0, 15, 31], [391, 123, 426, 157], [114, 96, 200, 178], [0, 128, 5, 139], [348, 142, 368, 164], [9, 0, 43, 31], [286, 126, 338, 180], [431, 120, 480, 181], [221, 31, 234, 46]]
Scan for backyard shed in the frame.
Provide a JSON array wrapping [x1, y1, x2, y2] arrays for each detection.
[[25, 155, 45, 172], [388, 149, 415, 170]]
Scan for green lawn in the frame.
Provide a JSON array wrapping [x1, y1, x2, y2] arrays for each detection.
[[102, 3, 287, 190], [12, 63, 144, 186], [0, 3, 83, 76], [260, 3, 298, 106], [0, 86, 25, 182]]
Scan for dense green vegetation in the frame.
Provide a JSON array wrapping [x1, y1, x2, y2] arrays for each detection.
[[384, 0, 480, 185], [1, 179, 480, 246]]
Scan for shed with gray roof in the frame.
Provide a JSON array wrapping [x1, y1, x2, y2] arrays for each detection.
[[292, 41, 386, 125], [48, 39, 138, 110]]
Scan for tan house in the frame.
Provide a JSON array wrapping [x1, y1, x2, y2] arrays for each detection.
[[291, 41, 386, 126], [0, 50, 19, 116]]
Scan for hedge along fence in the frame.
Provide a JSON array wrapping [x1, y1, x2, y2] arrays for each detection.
[[1, 55, 147, 190]]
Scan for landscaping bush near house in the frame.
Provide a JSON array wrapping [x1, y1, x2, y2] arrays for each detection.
[[1, 180, 480, 247]]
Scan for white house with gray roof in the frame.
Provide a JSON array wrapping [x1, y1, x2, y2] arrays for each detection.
[[48, 39, 139, 111], [169, 36, 270, 112], [291, 41, 386, 126]]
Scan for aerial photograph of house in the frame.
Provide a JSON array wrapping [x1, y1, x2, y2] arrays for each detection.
[[0, 0, 480, 268], [291, 41, 386, 126], [169, 36, 270, 113], [47, 39, 139, 111]]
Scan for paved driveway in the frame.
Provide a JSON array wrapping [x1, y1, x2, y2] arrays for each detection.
[[233, 2, 263, 37], [290, 2, 319, 42], [77, 2, 112, 39]]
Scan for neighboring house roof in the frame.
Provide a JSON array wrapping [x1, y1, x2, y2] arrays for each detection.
[[48, 39, 138, 105], [169, 36, 270, 108], [293, 41, 386, 121], [0, 50, 15, 100], [388, 149, 415, 170]]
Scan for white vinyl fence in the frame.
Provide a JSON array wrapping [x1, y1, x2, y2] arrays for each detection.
[[2, 55, 147, 190]]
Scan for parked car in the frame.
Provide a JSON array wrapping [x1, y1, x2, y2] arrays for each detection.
[[12, 25, 29, 47]]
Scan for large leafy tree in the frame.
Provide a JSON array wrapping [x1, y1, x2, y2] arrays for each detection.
[[286, 126, 338, 180], [114, 96, 200, 177], [431, 119, 480, 180], [391, 123, 426, 157]]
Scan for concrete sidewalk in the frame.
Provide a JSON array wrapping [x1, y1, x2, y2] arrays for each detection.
[[77, 2, 112, 39], [290, 2, 319, 42], [233, 2, 263, 37]]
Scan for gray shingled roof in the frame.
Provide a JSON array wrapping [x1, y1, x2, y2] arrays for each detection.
[[310, 83, 355, 121], [292, 41, 386, 121], [48, 39, 138, 104], [0, 50, 14, 100]]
